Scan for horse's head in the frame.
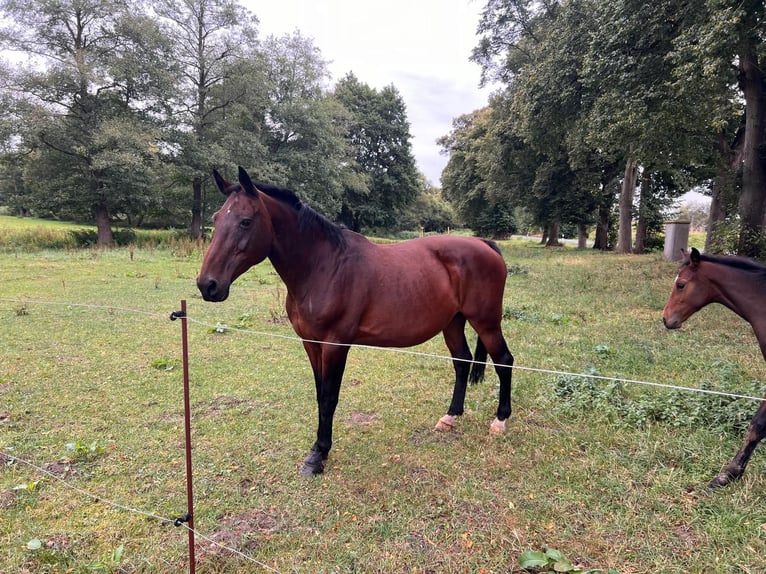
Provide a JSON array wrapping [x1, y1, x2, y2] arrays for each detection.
[[197, 167, 274, 302], [662, 247, 705, 330]]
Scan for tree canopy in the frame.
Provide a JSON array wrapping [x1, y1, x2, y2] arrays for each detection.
[[439, 0, 766, 255], [0, 0, 431, 243]]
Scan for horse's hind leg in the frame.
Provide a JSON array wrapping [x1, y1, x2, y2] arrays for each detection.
[[435, 314, 472, 431], [710, 397, 766, 488]]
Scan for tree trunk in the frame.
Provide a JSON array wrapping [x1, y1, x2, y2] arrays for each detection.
[[634, 169, 651, 254], [617, 155, 638, 254], [705, 131, 736, 253], [545, 222, 561, 246], [577, 222, 588, 249], [190, 174, 203, 240], [593, 187, 612, 251], [94, 203, 113, 247], [737, 48, 766, 257]]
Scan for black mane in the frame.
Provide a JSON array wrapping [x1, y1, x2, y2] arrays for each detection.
[[699, 251, 766, 276], [252, 181, 346, 248]]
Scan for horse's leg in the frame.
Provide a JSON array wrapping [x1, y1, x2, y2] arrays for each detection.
[[710, 397, 766, 488], [474, 329, 514, 434], [301, 342, 350, 476], [435, 314, 472, 432]]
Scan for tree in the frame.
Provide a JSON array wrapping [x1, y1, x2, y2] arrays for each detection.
[[248, 32, 351, 217], [154, 0, 259, 239], [0, 0, 171, 244], [439, 107, 518, 238], [333, 73, 420, 231], [671, 0, 766, 256]]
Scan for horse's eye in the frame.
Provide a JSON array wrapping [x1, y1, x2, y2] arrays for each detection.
[[676, 282, 685, 291], [240, 218, 253, 229]]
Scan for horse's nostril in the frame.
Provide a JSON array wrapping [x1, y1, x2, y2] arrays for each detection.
[[197, 277, 216, 300]]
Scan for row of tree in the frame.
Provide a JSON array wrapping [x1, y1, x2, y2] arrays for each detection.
[[0, 0, 452, 245], [440, 0, 766, 257]]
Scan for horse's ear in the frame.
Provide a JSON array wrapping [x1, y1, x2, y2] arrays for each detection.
[[238, 166, 258, 197], [212, 170, 232, 196], [690, 246, 701, 267]]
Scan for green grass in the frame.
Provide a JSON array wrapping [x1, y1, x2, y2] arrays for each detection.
[[1, 239, 766, 573], [0, 215, 201, 253]]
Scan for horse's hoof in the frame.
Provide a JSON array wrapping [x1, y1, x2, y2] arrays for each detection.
[[434, 414, 457, 432], [489, 417, 507, 434], [708, 473, 732, 489], [300, 451, 325, 476]]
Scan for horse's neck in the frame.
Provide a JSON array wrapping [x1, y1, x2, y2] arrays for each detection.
[[708, 264, 766, 355], [262, 195, 337, 290]]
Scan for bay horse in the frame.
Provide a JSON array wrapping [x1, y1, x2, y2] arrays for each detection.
[[197, 167, 514, 476], [663, 247, 766, 488]]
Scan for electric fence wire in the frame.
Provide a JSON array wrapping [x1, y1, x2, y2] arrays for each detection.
[[1, 297, 763, 403]]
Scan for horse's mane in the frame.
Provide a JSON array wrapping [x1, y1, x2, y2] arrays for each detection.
[[241, 180, 346, 248], [699, 252, 766, 276]]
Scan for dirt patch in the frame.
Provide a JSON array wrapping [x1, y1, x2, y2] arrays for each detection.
[[44, 534, 73, 552], [194, 395, 254, 417], [347, 412, 379, 425], [0, 490, 16, 508], [197, 509, 281, 558], [42, 460, 79, 478]]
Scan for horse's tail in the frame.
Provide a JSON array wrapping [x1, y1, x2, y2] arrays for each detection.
[[469, 337, 487, 385]]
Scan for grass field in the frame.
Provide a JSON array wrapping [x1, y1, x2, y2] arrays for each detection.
[[2, 233, 766, 573]]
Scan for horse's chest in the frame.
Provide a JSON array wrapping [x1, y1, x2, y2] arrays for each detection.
[[286, 293, 352, 338]]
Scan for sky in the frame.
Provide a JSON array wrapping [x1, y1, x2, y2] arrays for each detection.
[[243, 0, 494, 185]]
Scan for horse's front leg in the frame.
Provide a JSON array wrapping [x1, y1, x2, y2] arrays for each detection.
[[301, 342, 349, 476], [710, 398, 766, 488], [435, 315, 471, 431]]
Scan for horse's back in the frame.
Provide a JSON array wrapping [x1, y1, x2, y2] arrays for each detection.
[[352, 235, 507, 336]]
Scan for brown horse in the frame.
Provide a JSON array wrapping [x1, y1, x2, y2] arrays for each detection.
[[197, 167, 514, 476], [663, 247, 766, 488]]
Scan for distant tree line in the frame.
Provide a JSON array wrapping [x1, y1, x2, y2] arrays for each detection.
[[0, 0, 455, 245], [440, 0, 766, 257]]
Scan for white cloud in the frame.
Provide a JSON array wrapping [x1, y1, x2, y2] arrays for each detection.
[[243, 0, 493, 184]]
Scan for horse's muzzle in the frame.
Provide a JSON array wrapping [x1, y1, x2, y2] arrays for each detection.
[[662, 316, 681, 330], [197, 277, 230, 302]]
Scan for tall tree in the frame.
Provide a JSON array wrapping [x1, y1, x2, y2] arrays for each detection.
[[154, 0, 259, 239], [0, 0, 170, 244], [333, 73, 420, 231], [439, 107, 518, 238], [671, 0, 765, 256], [250, 32, 351, 216]]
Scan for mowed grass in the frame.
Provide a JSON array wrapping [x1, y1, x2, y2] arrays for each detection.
[[1, 238, 766, 573]]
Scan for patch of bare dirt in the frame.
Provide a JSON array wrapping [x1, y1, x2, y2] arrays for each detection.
[[197, 509, 281, 558], [42, 460, 79, 478], [347, 412, 379, 425], [194, 395, 253, 417], [0, 490, 16, 508]]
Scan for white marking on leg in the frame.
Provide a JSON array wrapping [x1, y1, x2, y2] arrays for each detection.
[[434, 414, 457, 432], [489, 417, 506, 434]]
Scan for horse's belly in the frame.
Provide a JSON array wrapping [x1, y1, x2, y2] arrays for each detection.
[[353, 294, 456, 347]]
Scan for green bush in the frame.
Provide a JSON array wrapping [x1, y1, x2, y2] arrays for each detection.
[[549, 364, 763, 434]]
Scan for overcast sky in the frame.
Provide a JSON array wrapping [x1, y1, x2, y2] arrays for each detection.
[[243, 0, 494, 185]]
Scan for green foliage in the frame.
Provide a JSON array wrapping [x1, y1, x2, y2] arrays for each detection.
[[333, 73, 421, 231], [519, 547, 618, 573], [550, 364, 764, 434]]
